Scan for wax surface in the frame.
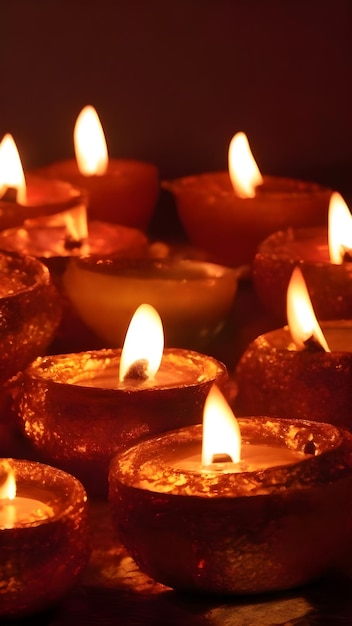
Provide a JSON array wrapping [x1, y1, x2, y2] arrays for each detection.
[[171, 442, 308, 473], [0, 220, 148, 259], [68, 351, 215, 390], [0, 496, 54, 529]]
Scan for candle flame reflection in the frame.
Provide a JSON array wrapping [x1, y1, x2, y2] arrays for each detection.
[[0, 134, 27, 204], [287, 266, 330, 352], [202, 385, 241, 466], [228, 132, 263, 198], [74, 105, 109, 176], [0, 462, 16, 500], [328, 192, 352, 264], [119, 304, 164, 382]]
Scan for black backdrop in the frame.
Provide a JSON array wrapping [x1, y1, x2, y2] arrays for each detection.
[[1, 0, 351, 193]]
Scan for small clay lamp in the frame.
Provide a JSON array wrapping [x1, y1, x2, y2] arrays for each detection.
[[235, 266, 352, 428], [0, 133, 87, 231], [62, 255, 239, 350], [33, 105, 159, 229], [163, 132, 332, 267], [0, 205, 149, 353], [109, 384, 352, 595], [0, 458, 89, 618], [253, 191, 352, 324], [0, 250, 61, 385], [17, 305, 228, 498]]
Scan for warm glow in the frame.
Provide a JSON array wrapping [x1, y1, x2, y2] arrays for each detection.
[[201, 385, 241, 466], [328, 191, 352, 264], [287, 266, 330, 352], [228, 131, 263, 198], [63, 205, 89, 241], [74, 105, 109, 176], [119, 304, 164, 382], [0, 463, 16, 500], [0, 134, 27, 204]]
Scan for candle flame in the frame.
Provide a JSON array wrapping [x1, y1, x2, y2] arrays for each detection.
[[119, 304, 164, 382], [287, 266, 330, 352], [228, 132, 263, 198], [0, 463, 16, 500], [201, 385, 241, 466], [0, 134, 27, 204], [74, 105, 109, 176], [63, 204, 89, 241], [328, 192, 352, 264]]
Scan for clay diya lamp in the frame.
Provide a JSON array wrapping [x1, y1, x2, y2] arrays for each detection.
[[0, 250, 62, 455], [0, 133, 87, 231], [62, 254, 239, 350], [253, 191, 352, 324], [0, 207, 149, 352], [0, 458, 89, 618], [33, 105, 159, 229], [109, 384, 352, 595], [16, 305, 228, 498], [163, 132, 332, 267], [235, 266, 352, 428]]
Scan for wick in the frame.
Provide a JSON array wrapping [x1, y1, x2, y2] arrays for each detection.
[[343, 250, 352, 263], [64, 236, 84, 251], [123, 359, 149, 381], [303, 336, 325, 352], [211, 453, 233, 464], [1, 188, 17, 203]]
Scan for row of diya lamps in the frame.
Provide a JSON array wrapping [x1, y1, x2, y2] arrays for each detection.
[[1, 104, 352, 616]]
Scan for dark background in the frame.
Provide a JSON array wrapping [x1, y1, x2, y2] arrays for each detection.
[[0, 0, 351, 193]]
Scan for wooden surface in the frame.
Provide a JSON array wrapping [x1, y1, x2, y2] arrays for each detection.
[[5, 499, 352, 626]]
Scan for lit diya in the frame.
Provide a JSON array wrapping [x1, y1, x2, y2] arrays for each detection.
[[17, 304, 228, 497], [163, 132, 331, 267], [253, 191, 352, 324], [33, 105, 159, 229], [109, 384, 352, 594], [0, 459, 89, 618], [0, 133, 87, 231], [236, 266, 352, 428]]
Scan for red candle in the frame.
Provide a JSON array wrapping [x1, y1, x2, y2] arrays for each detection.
[[32, 105, 159, 229], [253, 192, 352, 323], [163, 132, 332, 267], [0, 134, 87, 231]]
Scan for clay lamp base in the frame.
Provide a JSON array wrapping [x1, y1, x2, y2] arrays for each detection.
[[0, 458, 89, 618], [235, 320, 352, 428], [0, 219, 149, 353], [163, 173, 331, 267], [16, 348, 228, 498], [62, 256, 239, 350], [109, 417, 352, 595], [33, 159, 159, 230], [0, 251, 61, 384], [252, 226, 352, 324]]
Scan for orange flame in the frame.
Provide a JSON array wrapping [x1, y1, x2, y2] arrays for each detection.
[[119, 304, 164, 382], [201, 385, 241, 466], [228, 132, 263, 198], [286, 266, 330, 352], [0, 134, 27, 204], [0, 463, 16, 500], [328, 191, 352, 264], [74, 105, 108, 175]]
